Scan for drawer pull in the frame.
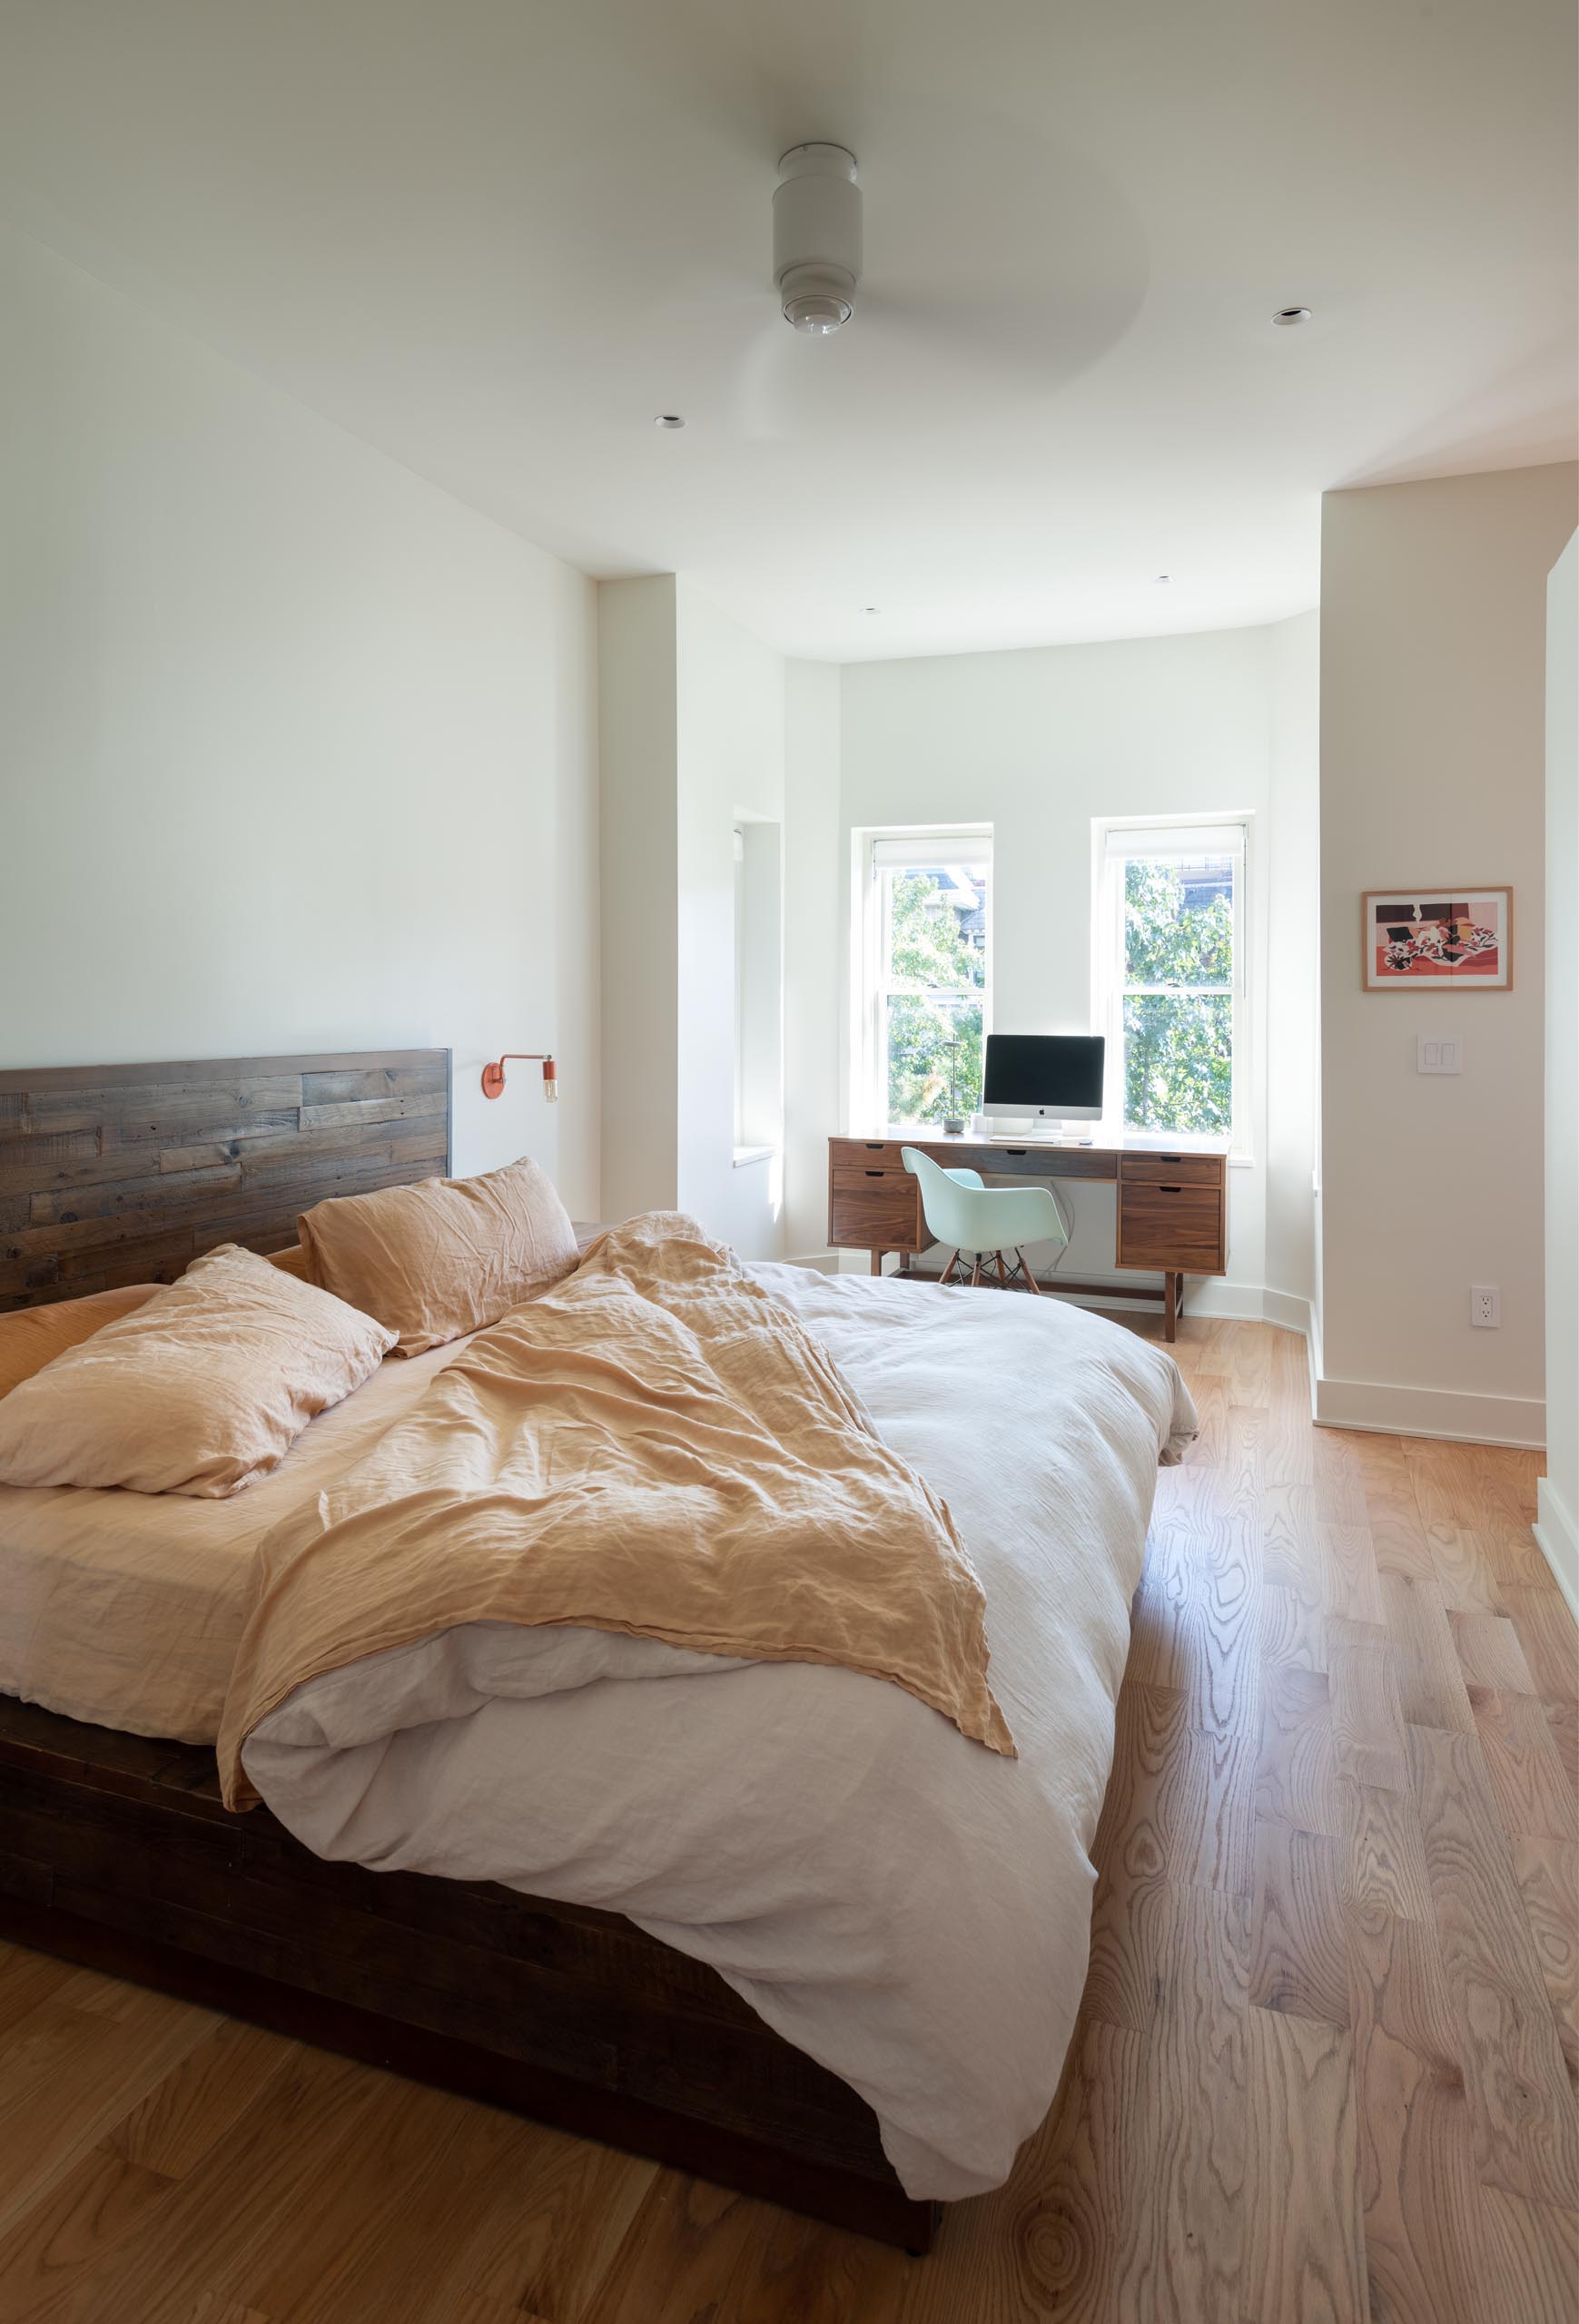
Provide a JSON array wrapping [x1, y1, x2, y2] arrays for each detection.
[[864, 1169, 883, 1177], [864, 1142, 884, 1150], [1159, 1152, 1183, 1162], [1004, 1147, 1029, 1157], [1159, 1184, 1182, 1194]]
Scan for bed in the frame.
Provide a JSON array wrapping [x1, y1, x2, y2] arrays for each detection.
[[0, 1049, 1194, 2250]]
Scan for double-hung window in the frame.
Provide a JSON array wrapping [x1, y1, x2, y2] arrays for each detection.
[[859, 831, 992, 1128], [1093, 819, 1248, 1147]]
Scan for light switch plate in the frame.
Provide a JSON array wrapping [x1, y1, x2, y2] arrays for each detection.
[[1417, 1034, 1463, 1074]]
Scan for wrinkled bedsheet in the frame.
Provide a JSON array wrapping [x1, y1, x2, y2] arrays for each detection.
[[242, 1265, 1196, 2199]]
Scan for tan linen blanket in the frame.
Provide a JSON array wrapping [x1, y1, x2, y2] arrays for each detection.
[[218, 1212, 1013, 1806]]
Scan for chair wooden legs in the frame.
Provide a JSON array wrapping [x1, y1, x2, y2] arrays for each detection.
[[939, 1248, 1043, 1294]]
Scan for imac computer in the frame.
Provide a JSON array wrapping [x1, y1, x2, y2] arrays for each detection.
[[980, 1034, 1105, 1139]]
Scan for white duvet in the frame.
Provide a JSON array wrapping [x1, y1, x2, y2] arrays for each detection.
[[242, 1266, 1196, 2200]]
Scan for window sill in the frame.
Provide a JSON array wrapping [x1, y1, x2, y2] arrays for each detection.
[[732, 1145, 777, 1169]]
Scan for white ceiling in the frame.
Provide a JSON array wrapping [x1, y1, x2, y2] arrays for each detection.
[[4, 0, 1574, 661]]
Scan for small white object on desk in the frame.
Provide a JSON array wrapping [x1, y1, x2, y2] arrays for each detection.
[[972, 1116, 1092, 1147]]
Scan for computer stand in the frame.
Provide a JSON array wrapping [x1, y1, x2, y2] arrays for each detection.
[[981, 1124, 1095, 1147]]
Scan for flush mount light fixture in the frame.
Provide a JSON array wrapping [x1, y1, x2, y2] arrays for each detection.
[[653, 413, 686, 428], [1272, 306, 1311, 326]]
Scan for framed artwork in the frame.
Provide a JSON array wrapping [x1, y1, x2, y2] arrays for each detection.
[[1362, 888, 1513, 990]]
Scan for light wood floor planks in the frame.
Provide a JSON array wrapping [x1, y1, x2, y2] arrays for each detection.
[[0, 1316, 1574, 2321]]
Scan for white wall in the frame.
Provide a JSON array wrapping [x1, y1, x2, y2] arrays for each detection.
[[598, 576, 679, 1219], [597, 577, 800, 1261], [837, 619, 1320, 1315], [783, 662, 844, 1261], [735, 820, 783, 1154], [675, 585, 786, 1261], [1318, 465, 1578, 1447], [1266, 614, 1321, 1322], [0, 226, 600, 1214], [1541, 532, 1578, 1598]]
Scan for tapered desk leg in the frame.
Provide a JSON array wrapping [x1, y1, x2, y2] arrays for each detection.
[[1163, 1272, 1179, 1341], [870, 1249, 886, 1276]]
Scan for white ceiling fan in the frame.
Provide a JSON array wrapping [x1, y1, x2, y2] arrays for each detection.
[[712, 131, 1140, 443]]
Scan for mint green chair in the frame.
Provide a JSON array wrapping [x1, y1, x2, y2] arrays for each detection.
[[901, 1147, 1070, 1291]]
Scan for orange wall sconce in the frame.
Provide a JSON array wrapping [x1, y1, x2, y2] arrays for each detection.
[[480, 1052, 558, 1102]]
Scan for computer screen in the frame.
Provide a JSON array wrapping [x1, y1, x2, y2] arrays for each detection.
[[982, 1034, 1106, 1118]]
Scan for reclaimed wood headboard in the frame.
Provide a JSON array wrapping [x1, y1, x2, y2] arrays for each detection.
[[0, 1049, 451, 1312]]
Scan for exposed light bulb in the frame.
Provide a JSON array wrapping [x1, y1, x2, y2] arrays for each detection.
[[784, 289, 853, 335]]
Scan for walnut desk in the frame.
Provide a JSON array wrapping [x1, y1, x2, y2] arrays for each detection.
[[826, 1128, 1230, 1342]]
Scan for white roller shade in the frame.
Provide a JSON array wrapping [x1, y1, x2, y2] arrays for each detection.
[[871, 830, 992, 871], [1102, 822, 1245, 862]]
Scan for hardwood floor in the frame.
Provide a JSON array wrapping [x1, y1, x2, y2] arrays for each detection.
[[0, 1316, 1573, 2321]]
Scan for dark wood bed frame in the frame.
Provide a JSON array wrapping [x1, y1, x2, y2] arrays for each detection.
[[0, 1050, 940, 2253]]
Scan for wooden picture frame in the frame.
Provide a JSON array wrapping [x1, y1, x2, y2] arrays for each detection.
[[1361, 887, 1513, 990]]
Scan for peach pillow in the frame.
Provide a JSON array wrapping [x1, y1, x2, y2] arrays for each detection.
[[0, 1285, 161, 1403], [266, 1243, 311, 1280], [0, 1244, 395, 1497], [298, 1155, 579, 1356]]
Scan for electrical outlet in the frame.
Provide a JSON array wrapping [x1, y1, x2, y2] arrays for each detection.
[[1471, 1285, 1500, 1328]]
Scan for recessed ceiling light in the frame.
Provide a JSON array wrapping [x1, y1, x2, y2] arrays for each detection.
[[1154, 574, 1171, 584], [863, 606, 880, 614], [654, 413, 686, 428], [1272, 306, 1311, 327]]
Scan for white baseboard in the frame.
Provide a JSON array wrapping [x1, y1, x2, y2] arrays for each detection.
[[1313, 1372, 1546, 1451], [1261, 1287, 1315, 1338], [1534, 1478, 1579, 1619], [1185, 1281, 1312, 1335], [784, 1250, 841, 1274]]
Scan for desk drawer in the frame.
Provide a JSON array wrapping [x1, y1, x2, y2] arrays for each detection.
[[831, 1138, 909, 1172], [828, 1174, 922, 1251], [832, 1165, 912, 1192], [1119, 1151, 1224, 1189], [1117, 1182, 1224, 1272]]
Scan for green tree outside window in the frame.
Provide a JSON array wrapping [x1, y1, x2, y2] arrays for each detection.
[[880, 867, 988, 1125], [1120, 856, 1235, 1135]]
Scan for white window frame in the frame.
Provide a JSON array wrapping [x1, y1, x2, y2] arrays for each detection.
[[855, 827, 993, 1128], [1090, 813, 1251, 1157]]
